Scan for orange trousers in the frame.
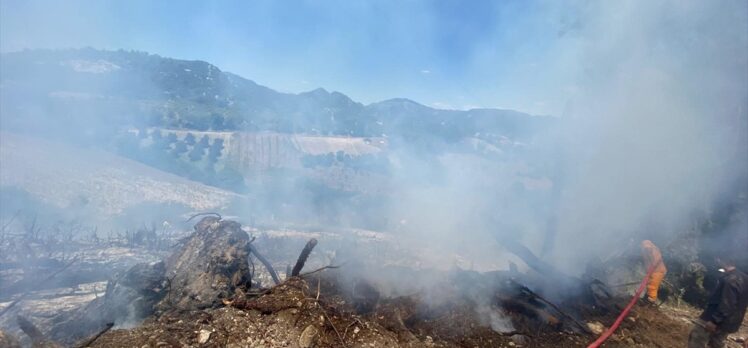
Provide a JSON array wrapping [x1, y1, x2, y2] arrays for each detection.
[[647, 271, 666, 301]]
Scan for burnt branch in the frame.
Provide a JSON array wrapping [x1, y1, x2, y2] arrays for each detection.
[[291, 238, 318, 277], [300, 264, 342, 277], [248, 244, 281, 285]]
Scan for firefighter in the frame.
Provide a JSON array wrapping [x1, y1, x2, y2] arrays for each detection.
[[688, 257, 748, 348], [640, 240, 667, 304]]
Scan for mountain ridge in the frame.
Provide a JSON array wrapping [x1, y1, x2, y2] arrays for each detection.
[[1, 48, 554, 141]]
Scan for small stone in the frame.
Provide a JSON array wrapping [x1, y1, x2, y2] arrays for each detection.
[[508, 342, 516, 347], [198, 329, 212, 344], [353, 326, 360, 335], [510, 334, 529, 346], [587, 321, 605, 335], [299, 325, 319, 348], [625, 338, 635, 345]]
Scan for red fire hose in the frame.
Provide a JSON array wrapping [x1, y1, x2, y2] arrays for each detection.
[[586, 264, 657, 348]]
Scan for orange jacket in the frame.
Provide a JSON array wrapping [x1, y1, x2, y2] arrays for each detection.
[[641, 240, 667, 273]]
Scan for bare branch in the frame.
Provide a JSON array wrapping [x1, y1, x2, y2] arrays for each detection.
[[299, 264, 343, 277], [186, 212, 222, 222]]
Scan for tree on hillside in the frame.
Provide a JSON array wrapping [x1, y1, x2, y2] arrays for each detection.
[[197, 135, 209, 147], [184, 133, 196, 145], [207, 138, 224, 165], [166, 133, 178, 144], [172, 141, 188, 158], [153, 132, 172, 152], [188, 135, 209, 161]]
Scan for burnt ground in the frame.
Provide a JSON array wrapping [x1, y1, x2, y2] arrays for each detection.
[[86, 275, 714, 348]]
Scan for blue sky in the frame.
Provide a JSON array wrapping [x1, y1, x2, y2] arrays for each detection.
[[1, 0, 583, 115]]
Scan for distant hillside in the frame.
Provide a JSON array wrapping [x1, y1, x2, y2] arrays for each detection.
[[0, 48, 554, 142]]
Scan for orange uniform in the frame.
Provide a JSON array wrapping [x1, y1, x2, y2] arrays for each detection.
[[641, 240, 667, 302]]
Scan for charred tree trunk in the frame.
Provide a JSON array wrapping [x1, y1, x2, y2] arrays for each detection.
[[48, 217, 257, 344], [158, 217, 253, 311]]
